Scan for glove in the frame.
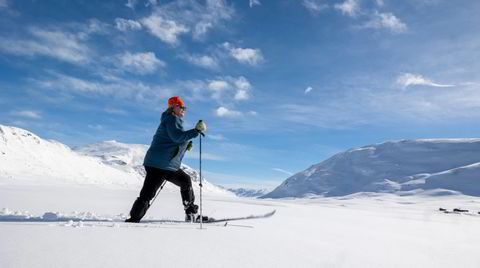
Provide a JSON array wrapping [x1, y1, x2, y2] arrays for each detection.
[[195, 120, 206, 134], [186, 141, 193, 151]]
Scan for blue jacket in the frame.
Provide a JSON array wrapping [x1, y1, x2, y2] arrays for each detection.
[[143, 111, 199, 171]]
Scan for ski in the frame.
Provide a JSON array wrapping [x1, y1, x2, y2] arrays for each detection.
[[158, 209, 276, 224], [0, 210, 276, 224]]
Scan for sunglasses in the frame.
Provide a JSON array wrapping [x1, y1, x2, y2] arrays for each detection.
[[179, 106, 187, 111]]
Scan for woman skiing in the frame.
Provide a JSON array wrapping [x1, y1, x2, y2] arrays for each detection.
[[125, 96, 206, 223]]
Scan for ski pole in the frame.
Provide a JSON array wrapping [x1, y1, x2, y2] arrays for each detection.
[[150, 180, 167, 206], [199, 128, 203, 229]]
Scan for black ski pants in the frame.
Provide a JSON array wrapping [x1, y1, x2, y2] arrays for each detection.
[[138, 166, 195, 207]]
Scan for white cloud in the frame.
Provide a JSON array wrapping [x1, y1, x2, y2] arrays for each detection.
[[363, 11, 407, 33], [208, 79, 230, 99], [302, 0, 328, 13], [12, 110, 42, 119], [117, 51, 166, 74], [223, 42, 264, 65], [0, 27, 91, 64], [200, 76, 252, 101], [35, 72, 174, 105], [115, 18, 142, 31], [334, 0, 360, 16], [397, 73, 455, 88], [249, 0, 261, 8], [141, 14, 189, 45], [305, 86, 313, 94], [83, 19, 110, 36], [249, 111, 258, 116], [183, 54, 219, 69], [140, 0, 234, 44], [146, 0, 159, 7], [208, 80, 230, 91], [207, 133, 227, 141], [272, 168, 293, 176], [125, 0, 138, 9], [233, 76, 252, 100], [235, 90, 249, 100], [215, 107, 242, 117], [375, 0, 384, 6], [234, 76, 252, 91]]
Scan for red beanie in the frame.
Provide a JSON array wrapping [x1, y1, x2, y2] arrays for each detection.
[[168, 96, 184, 108]]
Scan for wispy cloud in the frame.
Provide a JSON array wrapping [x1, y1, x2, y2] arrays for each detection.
[[223, 42, 264, 66], [302, 0, 328, 13], [249, 0, 261, 8], [0, 27, 91, 64], [11, 110, 42, 119], [125, 0, 138, 10], [115, 18, 142, 31], [182, 54, 219, 70], [305, 86, 313, 94], [141, 14, 189, 46], [272, 168, 293, 176], [208, 133, 227, 141], [233, 76, 252, 100], [140, 0, 234, 44], [117, 51, 166, 75], [362, 11, 407, 33], [215, 107, 243, 117], [397, 73, 455, 88], [34, 71, 173, 105], [334, 0, 361, 17], [195, 76, 252, 101]]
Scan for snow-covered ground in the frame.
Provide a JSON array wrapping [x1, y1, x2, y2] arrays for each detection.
[[2, 125, 480, 267], [1, 183, 480, 268]]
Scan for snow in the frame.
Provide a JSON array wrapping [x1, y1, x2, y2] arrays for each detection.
[[264, 139, 480, 198], [1, 184, 480, 267], [2, 125, 480, 267], [0, 124, 229, 194]]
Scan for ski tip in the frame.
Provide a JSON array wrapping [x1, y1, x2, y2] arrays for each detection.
[[265, 210, 276, 217]]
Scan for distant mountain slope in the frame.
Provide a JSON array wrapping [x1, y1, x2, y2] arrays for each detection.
[[0, 125, 230, 194], [225, 188, 269, 198], [263, 139, 480, 198]]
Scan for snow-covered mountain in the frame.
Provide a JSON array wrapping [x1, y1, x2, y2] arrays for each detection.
[[0, 125, 229, 194], [225, 187, 269, 198], [263, 139, 480, 198]]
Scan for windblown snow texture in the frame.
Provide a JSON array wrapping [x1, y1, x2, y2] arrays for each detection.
[[263, 139, 480, 198]]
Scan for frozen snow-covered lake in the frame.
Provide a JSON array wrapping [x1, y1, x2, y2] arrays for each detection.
[[1, 183, 480, 268]]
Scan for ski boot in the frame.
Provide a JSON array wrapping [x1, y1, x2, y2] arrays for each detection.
[[184, 204, 198, 222], [125, 198, 150, 223]]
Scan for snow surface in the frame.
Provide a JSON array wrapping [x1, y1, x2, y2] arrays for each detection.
[[2, 125, 480, 267], [264, 139, 480, 198], [1, 185, 480, 268], [0, 124, 229, 194]]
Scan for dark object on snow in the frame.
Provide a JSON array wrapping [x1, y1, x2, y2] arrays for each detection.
[[126, 166, 201, 222], [453, 208, 469, 213], [439, 208, 447, 212], [125, 198, 150, 223]]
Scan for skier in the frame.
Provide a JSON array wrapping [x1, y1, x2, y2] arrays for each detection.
[[125, 96, 207, 223]]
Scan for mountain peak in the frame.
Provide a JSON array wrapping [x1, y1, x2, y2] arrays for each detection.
[[263, 138, 480, 198]]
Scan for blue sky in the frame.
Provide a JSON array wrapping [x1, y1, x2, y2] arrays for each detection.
[[1, 0, 480, 189]]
